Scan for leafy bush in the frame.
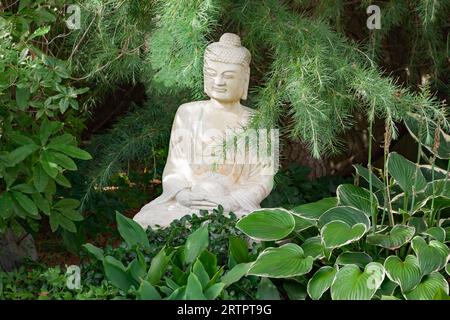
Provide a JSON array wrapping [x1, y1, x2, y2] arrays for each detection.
[[236, 152, 450, 300], [0, 5, 90, 235]]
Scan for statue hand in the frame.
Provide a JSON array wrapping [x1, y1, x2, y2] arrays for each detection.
[[200, 195, 240, 212], [175, 189, 211, 207]]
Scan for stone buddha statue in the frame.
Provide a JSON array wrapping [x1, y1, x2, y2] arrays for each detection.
[[133, 33, 276, 229]]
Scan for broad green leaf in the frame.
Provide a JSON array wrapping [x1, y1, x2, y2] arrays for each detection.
[[446, 263, 450, 276], [11, 191, 38, 216], [116, 211, 150, 249], [236, 208, 295, 241], [228, 236, 250, 263], [248, 243, 313, 278], [16, 87, 30, 109], [301, 236, 324, 260], [337, 184, 378, 218], [387, 152, 427, 194], [199, 250, 218, 278], [185, 273, 206, 300], [411, 236, 449, 275], [184, 222, 209, 264], [7, 144, 39, 167], [33, 164, 49, 192], [283, 281, 307, 300], [331, 263, 385, 300], [103, 256, 137, 292], [291, 213, 316, 232], [193, 259, 210, 289], [39, 120, 62, 145], [137, 280, 161, 300], [353, 164, 385, 190], [256, 278, 281, 300], [433, 288, 450, 300], [147, 247, 170, 285], [321, 221, 367, 249], [52, 212, 76, 232], [307, 266, 337, 300], [404, 272, 449, 300], [167, 286, 186, 300], [423, 227, 446, 243], [204, 283, 225, 300], [54, 173, 71, 188], [335, 252, 373, 268], [318, 206, 370, 230], [30, 26, 51, 39], [0, 192, 14, 219], [49, 152, 77, 171], [58, 208, 83, 222], [127, 258, 147, 283], [366, 225, 415, 250], [40, 152, 59, 178], [54, 199, 80, 210], [47, 144, 92, 160], [408, 216, 428, 235], [221, 262, 253, 287], [384, 255, 421, 293], [83, 243, 104, 261], [291, 197, 337, 220]]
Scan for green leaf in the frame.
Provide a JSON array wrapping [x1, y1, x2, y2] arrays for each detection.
[[83, 243, 104, 261], [7, 144, 39, 167], [236, 208, 295, 241], [366, 225, 416, 250], [31, 193, 50, 215], [256, 278, 281, 300], [193, 259, 210, 289], [422, 227, 446, 243], [47, 144, 92, 160], [48, 152, 77, 171], [291, 214, 316, 232], [103, 256, 137, 292], [404, 272, 449, 300], [184, 222, 209, 264], [307, 266, 337, 300], [185, 273, 206, 300], [335, 252, 373, 268], [384, 255, 421, 293], [30, 26, 51, 39], [337, 184, 378, 218], [204, 283, 225, 300], [33, 164, 49, 192], [291, 197, 337, 220], [40, 152, 59, 178], [147, 247, 170, 285], [387, 152, 427, 194], [321, 221, 367, 249], [127, 258, 147, 283], [52, 212, 76, 232], [0, 192, 14, 219], [221, 262, 253, 287], [301, 236, 325, 260], [353, 164, 385, 190], [228, 236, 250, 263], [137, 280, 161, 300], [39, 120, 62, 145], [248, 243, 313, 278], [54, 173, 71, 188], [16, 87, 30, 109], [54, 199, 80, 210], [198, 250, 218, 278], [116, 211, 150, 249], [331, 263, 385, 300], [58, 209, 83, 222], [283, 281, 307, 300], [318, 206, 371, 230], [411, 236, 449, 275], [11, 191, 38, 216]]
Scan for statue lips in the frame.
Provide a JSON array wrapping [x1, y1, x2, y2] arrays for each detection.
[[212, 86, 227, 93]]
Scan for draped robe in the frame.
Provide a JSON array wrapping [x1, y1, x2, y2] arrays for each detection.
[[133, 100, 274, 228]]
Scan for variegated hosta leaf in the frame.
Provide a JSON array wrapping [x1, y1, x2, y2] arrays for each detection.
[[335, 252, 373, 268], [353, 164, 385, 191], [411, 236, 450, 275], [337, 184, 378, 218], [291, 213, 316, 232], [387, 152, 427, 195], [248, 243, 314, 278], [321, 221, 367, 249], [422, 227, 446, 243], [301, 236, 325, 260], [291, 197, 337, 220], [330, 263, 385, 300], [408, 217, 428, 234], [318, 206, 371, 230], [384, 255, 422, 293], [446, 263, 450, 276], [403, 272, 449, 300], [236, 208, 295, 241], [366, 225, 415, 250], [307, 266, 337, 300]]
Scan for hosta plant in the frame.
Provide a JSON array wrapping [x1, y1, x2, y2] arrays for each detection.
[[236, 152, 450, 300]]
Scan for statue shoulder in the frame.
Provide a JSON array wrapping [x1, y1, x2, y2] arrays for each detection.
[[177, 100, 209, 116]]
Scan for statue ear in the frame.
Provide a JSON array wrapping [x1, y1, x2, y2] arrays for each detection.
[[241, 67, 250, 101]]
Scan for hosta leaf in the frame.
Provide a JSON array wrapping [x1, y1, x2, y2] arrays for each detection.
[[228, 236, 250, 263], [331, 263, 385, 300], [236, 208, 295, 241], [307, 266, 337, 300], [137, 281, 161, 300], [366, 225, 415, 250], [185, 273, 206, 300], [83, 243, 104, 261], [221, 262, 253, 287], [387, 152, 427, 194], [318, 206, 370, 230], [403, 272, 449, 300], [411, 236, 449, 275], [116, 211, 150, 249], [384, 255, 422, 293], [256, 278, 281, 300], [291, 213, 316, 232], [353, 164, 385, 191], [248, 243, 313, 278], [301, 236, 325, 260], [335, 252, 373, 268], [184, 222, 209, 264], [204, 283, 225, 300], [193, 259, 210, 289], [422, 227, 446, 243], [103, 256, 137, 292], [147, 247, 170, 285], [337, 184, 378, 218], [291, 197, 337, 220], [321, 221, 367, 249]]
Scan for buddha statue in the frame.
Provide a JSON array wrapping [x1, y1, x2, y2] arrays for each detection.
[[133, 33, 276, 229]]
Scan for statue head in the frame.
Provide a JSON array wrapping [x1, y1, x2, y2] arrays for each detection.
[[203, 33, 251, 102]]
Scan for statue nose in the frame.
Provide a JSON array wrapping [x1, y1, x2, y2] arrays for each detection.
[[214, 76, 226, 86]]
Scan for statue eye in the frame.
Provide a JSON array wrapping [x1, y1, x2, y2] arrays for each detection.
[[223, 73, 235, 79], [205, 68, 217, 76]]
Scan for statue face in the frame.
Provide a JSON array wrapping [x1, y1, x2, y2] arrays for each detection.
[[204, 60, 249, 103]]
